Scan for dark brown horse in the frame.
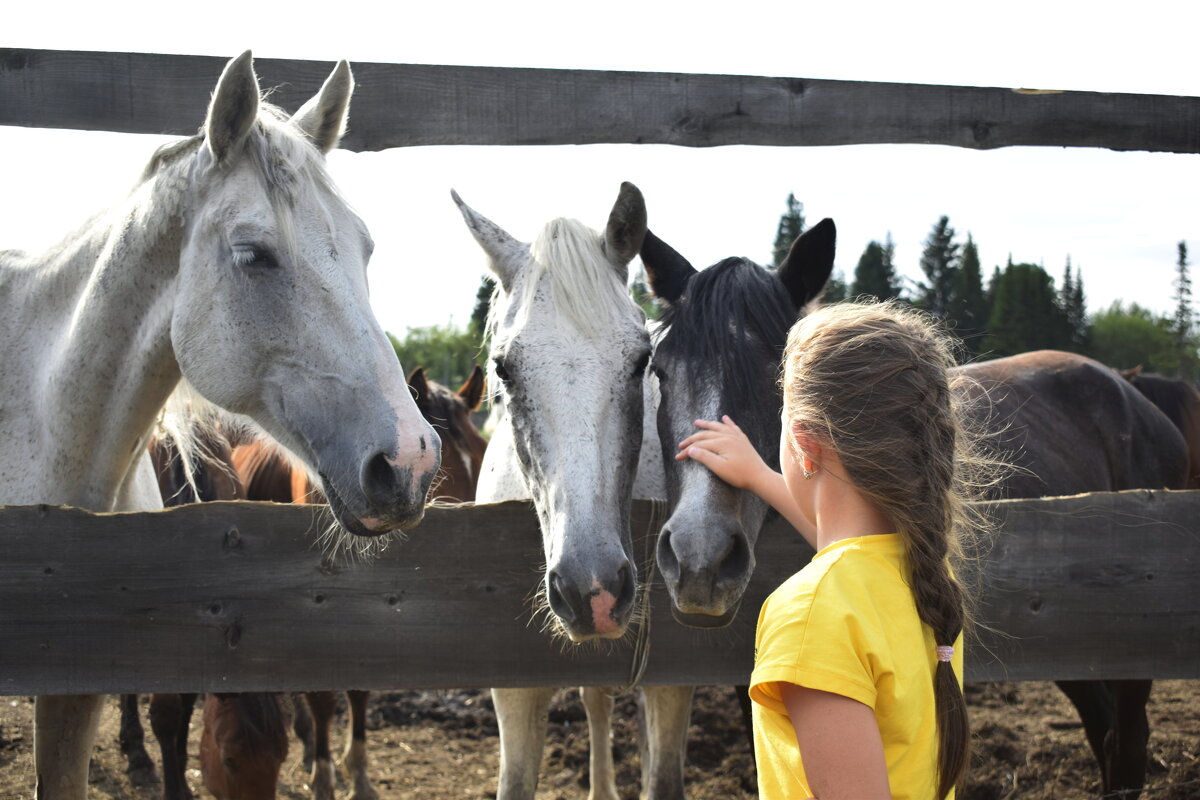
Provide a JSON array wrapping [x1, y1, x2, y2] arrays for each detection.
[[1120, 366, 1200, 489], [230, 365, 488, 800], [639, 225, 1189, 800]]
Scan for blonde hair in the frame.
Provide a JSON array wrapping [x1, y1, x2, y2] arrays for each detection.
[[782, 300, 1001, 798]]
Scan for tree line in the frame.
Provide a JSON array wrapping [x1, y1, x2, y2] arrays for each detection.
[[770, 193, 1198, 379], [387, 194, 1198, 388]]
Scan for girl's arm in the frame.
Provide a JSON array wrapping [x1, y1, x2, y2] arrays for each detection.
[[779, 683, 891, 800], [676, 416, 817, 547]]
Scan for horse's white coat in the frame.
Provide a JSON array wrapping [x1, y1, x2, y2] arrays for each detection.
[[0, 52, 437, 800]]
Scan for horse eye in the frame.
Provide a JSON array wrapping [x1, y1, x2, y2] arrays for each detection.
[[650, 363, 668, 382], [632, 352, 650, 379], [492, 359, 511, 383], [232, 244, 277, 270]]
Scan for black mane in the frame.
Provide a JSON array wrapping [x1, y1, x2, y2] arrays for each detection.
[[656, 257, 798, 419]]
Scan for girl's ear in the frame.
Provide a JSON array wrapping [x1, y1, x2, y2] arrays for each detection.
[[791, 424, 825, 466]]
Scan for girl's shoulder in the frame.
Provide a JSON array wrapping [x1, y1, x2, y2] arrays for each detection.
[[767, 534, 908, 615]]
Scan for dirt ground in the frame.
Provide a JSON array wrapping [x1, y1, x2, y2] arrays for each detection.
[[1, 680, 1198, 800]]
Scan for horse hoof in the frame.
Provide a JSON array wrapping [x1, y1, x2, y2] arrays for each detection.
[[126, 762, 159, 787]]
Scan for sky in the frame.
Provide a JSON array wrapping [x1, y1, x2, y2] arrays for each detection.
[[4, 1, 1199, 339]]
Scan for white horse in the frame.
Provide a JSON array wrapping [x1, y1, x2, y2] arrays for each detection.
[[453, 184, 693, 800], [0, 52, 441, 800]]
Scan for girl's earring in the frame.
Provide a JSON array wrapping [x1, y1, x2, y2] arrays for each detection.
[[801, 457, 816, 480]]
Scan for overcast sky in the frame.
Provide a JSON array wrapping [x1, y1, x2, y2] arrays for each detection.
[[4, 1, 1198, 338]]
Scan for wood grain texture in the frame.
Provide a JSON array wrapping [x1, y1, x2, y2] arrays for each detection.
[[0, 492, 1196, 695], [2, 49, 1199, 153]]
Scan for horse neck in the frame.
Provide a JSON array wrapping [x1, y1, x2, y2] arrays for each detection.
[[1, 166, 189, 509]]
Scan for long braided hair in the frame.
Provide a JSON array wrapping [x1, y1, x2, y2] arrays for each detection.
[[782, 300, 1001, 798]]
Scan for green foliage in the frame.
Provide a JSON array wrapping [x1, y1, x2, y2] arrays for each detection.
[[630, 264, 663, 320], [916, 216, 961, 318], [850, 235, 903, 302], [1059, 258, 1089, 352], [388, 323, 486, 389], [771, 193, 806, 268], [981, 262, 1072, 358], [821, 269, 849, 304], [946, 234, 989, 355], [468, 275, 495, 341], [1087, 301, 1182, 374]]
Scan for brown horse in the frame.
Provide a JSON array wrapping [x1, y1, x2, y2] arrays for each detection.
[[117, 429, 290, 800], [200, 693, 294, 800], [955, 350, 1189, 799], [1120, 366, 1200, 489], [231, 365, 488, 800]]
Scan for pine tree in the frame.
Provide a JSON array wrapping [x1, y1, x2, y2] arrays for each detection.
[[468, 275, 495, 342], [916, 216, 961, 318], [771, 193, 806, 268], [982, 262, 1072, 358], [1174, 241, 1197, 378], [850, 235, 902, 301], [947, 234, 988, 355], [1059, 257, 1089, 352]]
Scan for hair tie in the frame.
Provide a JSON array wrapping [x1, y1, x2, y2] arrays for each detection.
[[936, 645, 955, 663]]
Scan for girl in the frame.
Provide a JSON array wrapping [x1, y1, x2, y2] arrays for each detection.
[[676, 301, 996, 800]]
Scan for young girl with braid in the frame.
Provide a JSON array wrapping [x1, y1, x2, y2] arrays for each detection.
[[677, 301, 997, 800]]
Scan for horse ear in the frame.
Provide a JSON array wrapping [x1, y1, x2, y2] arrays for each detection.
[[406, 366, 431, 408], [1120, 365, 1144, 381], [451, 189, 530, 292], [205, 51, 260, 163], [777, 218, 836, 310], [603, 182, 648, 272], [639, 229, 696, 305], [458, 365, 486, 411], [291, 60, 354, 154]]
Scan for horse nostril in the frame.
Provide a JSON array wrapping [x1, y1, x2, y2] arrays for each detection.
[[614, 562, 635, 613], [547, 571, 578, 625], [656, 526, 681, 580], [717, 532, 752, 586], [362, 451, 398, 502]]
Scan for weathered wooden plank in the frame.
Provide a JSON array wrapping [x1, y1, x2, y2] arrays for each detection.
[[2, 49, 1199, 153], [0, 491, 1196, 695]]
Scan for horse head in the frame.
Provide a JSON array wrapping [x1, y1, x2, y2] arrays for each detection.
[[454, 183, 651, 642], [407, 365, 489, 502], [641, 220, 835, 626], [169, 52, 440, 536]]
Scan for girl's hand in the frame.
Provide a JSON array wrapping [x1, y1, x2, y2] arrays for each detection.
[[676, 415, 771, 491]]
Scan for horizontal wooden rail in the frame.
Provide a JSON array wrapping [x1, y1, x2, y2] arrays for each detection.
[[0, 491, 1196, 695], [2, 49, 1199, 153]]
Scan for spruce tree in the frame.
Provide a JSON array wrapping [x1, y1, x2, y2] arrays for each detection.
[[916, 216, 961, 318], [851, 236, 902, 301], [771, 193, 806, 268], [1174, 241, 1197, 377], [1059, 258, 1089, 352], [468, 275, 495, 342], [947, 234, 988, 355], [982, 262, 1072, 358]]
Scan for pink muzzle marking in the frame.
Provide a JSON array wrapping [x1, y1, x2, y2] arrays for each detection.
[[590, 589, 619, 636]]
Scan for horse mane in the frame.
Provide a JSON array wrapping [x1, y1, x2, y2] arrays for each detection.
[[211, 693, 292, 763], [487, 217, 637, 345], [656, 258, 799, 413]]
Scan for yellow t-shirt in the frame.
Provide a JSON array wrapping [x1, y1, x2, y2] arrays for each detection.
[[749, 534, 964, 800]]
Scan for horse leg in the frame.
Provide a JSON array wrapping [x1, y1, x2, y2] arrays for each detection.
[[150, 693, 197, 800], [638, 685, 693, 800], [34, 694, 105, 800], [1104, 679, 1153, 799], [341, 690, 378, 800], [734, 684, 754, 759], [291, 692, 316, 774], [1055, 679, 1115, 793], [580, 687, 618, 800], [303, 691, 338, 800], [118, 694, 158, 786], [493, 686, 555, 800]]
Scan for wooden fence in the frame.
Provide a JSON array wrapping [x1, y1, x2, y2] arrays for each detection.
[[2, 48, 1199, 153], [0, 491, 1196, 696]]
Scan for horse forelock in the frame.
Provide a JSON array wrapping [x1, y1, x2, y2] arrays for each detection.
[[657, 258, 796, 427], [516, 217, 639, 340]]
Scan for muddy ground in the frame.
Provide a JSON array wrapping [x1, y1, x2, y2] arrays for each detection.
[[1, 680, 1198, 799]]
